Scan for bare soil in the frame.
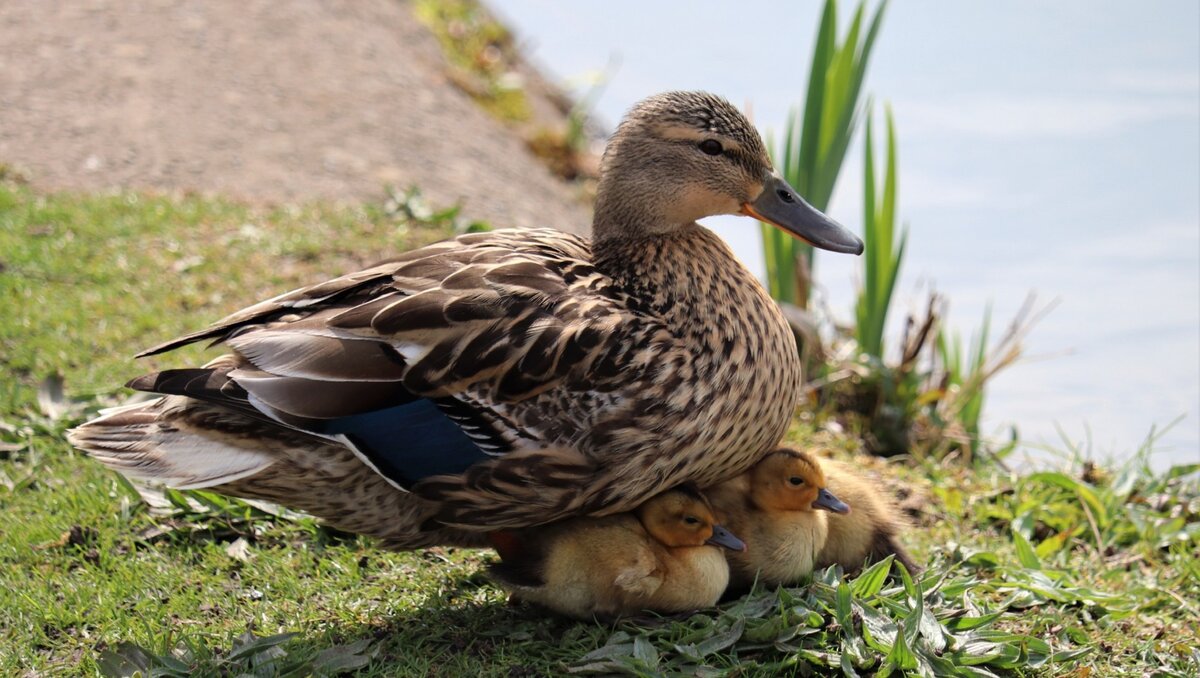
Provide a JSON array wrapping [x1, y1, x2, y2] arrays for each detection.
[[0, 0, 590, 233]]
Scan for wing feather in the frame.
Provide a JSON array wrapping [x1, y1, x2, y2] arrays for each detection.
[[225, 331, 406, 382], [137, 229, 667, 410]]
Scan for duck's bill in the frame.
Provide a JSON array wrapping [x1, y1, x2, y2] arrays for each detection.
[[742, 174, 864, 255], [812, 488, 851, 514], [706, 524, 748, 552]]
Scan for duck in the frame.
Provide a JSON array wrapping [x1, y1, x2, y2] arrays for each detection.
[[706, 448, 850, 592], [487, 487, 745, 620], [67, 91, 863, 549], [815, 454, 919, 574]]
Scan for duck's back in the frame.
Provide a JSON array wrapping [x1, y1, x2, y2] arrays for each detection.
[[317, 224, 802, 529]]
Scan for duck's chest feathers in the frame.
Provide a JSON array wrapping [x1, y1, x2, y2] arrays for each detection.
[[755, 512, 829, 583], [605, 226, 798, 381], [590, 226, 802, 488]]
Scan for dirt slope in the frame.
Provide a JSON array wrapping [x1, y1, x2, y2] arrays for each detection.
[[0, 0, 590, 233]]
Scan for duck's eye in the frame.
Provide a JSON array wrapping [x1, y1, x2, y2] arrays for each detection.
[[698, 139, 723, 156], [683, 515, 701, 526], [788, 476, 804, 486]]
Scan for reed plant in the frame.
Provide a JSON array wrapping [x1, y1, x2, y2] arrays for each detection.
[[854, 104, 907, 360], [761, 0, 887, 308], [935, 306, 992, 458]]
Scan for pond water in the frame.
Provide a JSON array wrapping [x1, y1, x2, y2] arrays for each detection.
[[489, 0, 1200, 469]]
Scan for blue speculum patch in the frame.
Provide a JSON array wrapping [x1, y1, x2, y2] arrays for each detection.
[[322, 398, 491, 487]]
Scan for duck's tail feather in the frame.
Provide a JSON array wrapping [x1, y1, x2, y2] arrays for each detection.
[[70, 395, 489, 550], [67, 396, 277, 490]]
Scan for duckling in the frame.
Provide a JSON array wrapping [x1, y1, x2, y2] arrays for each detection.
[[487, 487, 745, 620], [816, 456, 919, 574], [707, 448, 849, 592]]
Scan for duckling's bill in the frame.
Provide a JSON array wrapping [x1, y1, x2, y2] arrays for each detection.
[[813, 488, 851, 514], [742, 173, 864, 255], [706, 524, 748, 551]]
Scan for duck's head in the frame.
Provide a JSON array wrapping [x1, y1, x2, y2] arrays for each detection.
[[593, 90, 862, 255], [636, 487, 747, 552], [749, 448, 850, 514]]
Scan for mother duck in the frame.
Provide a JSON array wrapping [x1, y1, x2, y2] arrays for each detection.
[[69, 91, 863, 548]]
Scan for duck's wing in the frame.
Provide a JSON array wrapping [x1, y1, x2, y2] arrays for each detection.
[[126, 228, 674, 493]]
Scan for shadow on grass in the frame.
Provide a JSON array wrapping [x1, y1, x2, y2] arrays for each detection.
[[258, 571, 615, 677]]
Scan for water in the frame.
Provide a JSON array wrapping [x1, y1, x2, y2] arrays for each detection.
[[488, 0, 1200, 468]]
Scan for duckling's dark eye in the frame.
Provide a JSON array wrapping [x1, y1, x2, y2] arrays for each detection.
[[788, 476, 804, 486], [683, 515, 701, 526], [698, 139, 723, 156]]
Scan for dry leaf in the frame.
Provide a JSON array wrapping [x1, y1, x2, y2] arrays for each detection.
[[225, 537, 253, 562]]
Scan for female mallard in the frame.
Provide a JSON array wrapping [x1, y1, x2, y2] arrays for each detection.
[[69, 91, 862, 548]]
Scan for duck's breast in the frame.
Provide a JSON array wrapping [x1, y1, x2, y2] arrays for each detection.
[[649, 545, 729, 611]]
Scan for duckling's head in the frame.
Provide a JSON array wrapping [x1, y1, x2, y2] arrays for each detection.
[[593, 91, 862, 255], [749, 448, 851, 514], [636, 487, 746, 551]]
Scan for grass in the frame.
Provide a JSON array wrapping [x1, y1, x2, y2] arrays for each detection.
[[1, 184, 1198, 675], [413, 0, 601, 186], [413, 0, 532, 124], [935, 305, 994, 461], [0, 183, 459, 416]]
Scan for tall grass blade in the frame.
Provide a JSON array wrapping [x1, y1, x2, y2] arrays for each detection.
[[761, 0, 887, 309], [855, 103, 905, 359]]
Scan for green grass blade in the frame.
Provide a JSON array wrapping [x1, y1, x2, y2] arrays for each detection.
[[1011, 528, 1042, 569], [855, 101, 904, 359], [881, 105, 898, 253], [851, 555, 895, 598], [799, 0, 838, 191], [819, 5, 863, 164], [850, 0, 888, 111], [861, 109, 878, 353], [1024, 472, 1110, 527]]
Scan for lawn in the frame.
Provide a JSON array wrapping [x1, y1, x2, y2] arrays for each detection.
[[1, 182, 1197, 676]]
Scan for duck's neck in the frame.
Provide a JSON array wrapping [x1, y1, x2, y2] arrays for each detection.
[[591, 169, 710, 243], [592, 194, 675, 242]]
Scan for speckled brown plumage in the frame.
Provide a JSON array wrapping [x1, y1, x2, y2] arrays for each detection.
[[68, 91, 862, 548], [417, 224, 800, 528]]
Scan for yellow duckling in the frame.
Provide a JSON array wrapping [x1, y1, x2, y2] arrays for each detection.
[[486, 487, 745, 620], [707, 448, 849, 592], [816, 456, 919, 574]]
